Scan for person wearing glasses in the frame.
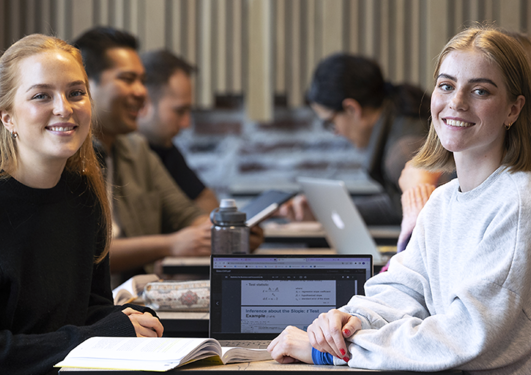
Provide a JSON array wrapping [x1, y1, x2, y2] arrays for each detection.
[[280, 53, 443, 226]]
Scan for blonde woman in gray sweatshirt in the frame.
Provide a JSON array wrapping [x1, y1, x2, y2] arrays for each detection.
[[268, 26, 531, 375]]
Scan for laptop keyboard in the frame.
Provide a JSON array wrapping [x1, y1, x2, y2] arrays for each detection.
[[218, 340, 271, 349]]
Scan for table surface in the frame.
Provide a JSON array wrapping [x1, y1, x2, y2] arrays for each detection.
[[262, 222, 400, 239], [161, 247, 395, 269], [60, 359, 463, 374]]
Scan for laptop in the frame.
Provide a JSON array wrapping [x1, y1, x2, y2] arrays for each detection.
[[209, 254, 373, 349], [297, 177, 384, 264]]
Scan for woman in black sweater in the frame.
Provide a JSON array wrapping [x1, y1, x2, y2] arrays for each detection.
[[0, 34, 163, 375]]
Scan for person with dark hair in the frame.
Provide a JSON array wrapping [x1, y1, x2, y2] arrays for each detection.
[[0, 33, 162, 375], [268, 26, 531, 374], [280, 53, 443, 226], [73, 27, 211, 280], [138, 50, 217, 212], [138, 49, 264, 249]]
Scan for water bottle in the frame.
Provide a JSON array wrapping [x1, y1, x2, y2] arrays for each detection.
[[210, 199, 250, 254]]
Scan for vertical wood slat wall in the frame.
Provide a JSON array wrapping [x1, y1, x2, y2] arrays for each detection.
[[0, 0, 529, 121]]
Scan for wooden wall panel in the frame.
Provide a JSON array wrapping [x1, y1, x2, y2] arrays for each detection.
[[274, 0, 286, 95], [72, 0, 93, 39], [25, 0, 37, 35], [231, 0, 243, 93], [247, 0, 272, 121], [198, 0, 213, 108], [321, 0, 343, 57], [185, 0, 197, 65], [170, 0, 183, 54], [215, 0, 228, 94], [98, 0, 110, 25], [288, 0, 302, 107], [0, 0, 5, 48], [128, 0, 141, 36], [426, 0, 449, 89], [55, 0, 67, 41], [8, 0, 21, 45], [394, 0, 406, 82], [0, 0, 529, 120], [409, 0, 421, 86], [499, 0, 521, 30], [364, 0, 376, 57], [304, 0, 317, 89], [348, 0, 360, 53], [113, 0, 125, 28], [379, 0, 390, 78], [144, 0, 165, 50]]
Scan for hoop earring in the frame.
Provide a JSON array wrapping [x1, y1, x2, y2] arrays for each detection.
[[11, 131, 18, 139], [505, 122, 513, 130]]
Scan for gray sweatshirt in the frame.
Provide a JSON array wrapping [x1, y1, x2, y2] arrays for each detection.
[[338, 167, 531, 374]]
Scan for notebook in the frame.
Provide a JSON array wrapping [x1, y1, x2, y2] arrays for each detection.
[[209, 254, 373, 349], [297, 177, 384, 264]]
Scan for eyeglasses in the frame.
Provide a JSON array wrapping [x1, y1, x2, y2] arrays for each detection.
[[321, 112, 337, 132]]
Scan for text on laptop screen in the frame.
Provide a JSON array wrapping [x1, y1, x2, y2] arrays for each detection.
[[210, 255, 372, 340]]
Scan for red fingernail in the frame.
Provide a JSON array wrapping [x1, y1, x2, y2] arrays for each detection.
[[343, 329, 351, 336], [343, 356, 350, 362], [340, 349, 346, 355]]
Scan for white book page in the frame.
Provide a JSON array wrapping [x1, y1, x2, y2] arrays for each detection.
[[57, 337, 210, 363]]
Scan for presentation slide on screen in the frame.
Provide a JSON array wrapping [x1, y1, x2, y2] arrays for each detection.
[[241, 280, 336, 306], [240, 306, 331, 333], [240, 280, 337, 332]]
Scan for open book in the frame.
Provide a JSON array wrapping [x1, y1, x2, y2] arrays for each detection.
[[55, 337, 272, 372]]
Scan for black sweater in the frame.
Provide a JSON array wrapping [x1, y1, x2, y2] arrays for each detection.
[[0, 173, 145, 375]]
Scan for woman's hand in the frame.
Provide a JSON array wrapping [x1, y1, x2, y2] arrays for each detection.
[[307, 309, 361, 362], [267, 325, 314, 364], [122, 308, 164, 337], [169, 223, 211, 257], [398, 161, 442, 193], [399, 183, 435, 245]]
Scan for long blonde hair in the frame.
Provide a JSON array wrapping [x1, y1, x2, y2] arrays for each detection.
[[414, 26, 531, 172], [0, 34, 111, 263]]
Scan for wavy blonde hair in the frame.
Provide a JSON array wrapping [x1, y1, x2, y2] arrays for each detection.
[[413, 26, 531, 172], [0, 34, 111, 263]]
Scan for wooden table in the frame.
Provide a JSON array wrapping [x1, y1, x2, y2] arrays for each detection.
[[262, 223, 400, 247], [161, 248, 394, 276], [158, 311, 209, 338], [60, 359, 463, 374]]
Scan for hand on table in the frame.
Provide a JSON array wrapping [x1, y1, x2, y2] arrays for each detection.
[[122, 308, 164, 337], [267, 325, 314, 364], [307, 309, 360, 362], [278, 195, 315, 222], [169, 222, 211, 257]]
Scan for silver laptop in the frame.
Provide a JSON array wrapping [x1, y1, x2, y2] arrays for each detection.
[[298, 177, 384, 264], [209, 254, 373, 348]]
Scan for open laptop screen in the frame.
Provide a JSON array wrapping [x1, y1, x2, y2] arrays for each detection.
[[210, 254, 372, 340]]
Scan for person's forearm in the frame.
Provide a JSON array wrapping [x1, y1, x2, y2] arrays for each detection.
[[194, 188, 219, 214], [191, 213, 210, 227], [109, 235, 172, 274]]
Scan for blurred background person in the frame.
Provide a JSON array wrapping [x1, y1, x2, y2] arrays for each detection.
[[280, 53, 443, 226], [138, 49, 263, 249], [73, 27, 212, 282]]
